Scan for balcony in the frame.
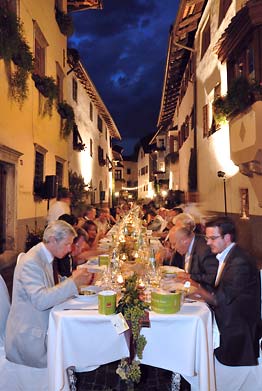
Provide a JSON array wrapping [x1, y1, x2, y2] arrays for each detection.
[[229, 100, 262, 205]]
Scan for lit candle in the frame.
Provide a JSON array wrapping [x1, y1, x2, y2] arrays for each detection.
[[138, 278, 145, 289], [117, 274, 124, 285]]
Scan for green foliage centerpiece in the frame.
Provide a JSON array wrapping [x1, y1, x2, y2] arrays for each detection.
[[116, 274, 149, 388]]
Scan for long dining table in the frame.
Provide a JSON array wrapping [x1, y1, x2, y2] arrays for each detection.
[[47, 298, 215, 391]]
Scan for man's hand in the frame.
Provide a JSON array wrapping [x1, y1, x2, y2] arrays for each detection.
[[193, 285, 216, 305], [71, 268, 94, 289]]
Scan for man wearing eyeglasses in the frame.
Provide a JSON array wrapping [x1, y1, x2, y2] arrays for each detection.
[[198, 217, 261, 390]]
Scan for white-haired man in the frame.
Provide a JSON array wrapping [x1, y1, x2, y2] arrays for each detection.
[[5, 220, 93, 369]]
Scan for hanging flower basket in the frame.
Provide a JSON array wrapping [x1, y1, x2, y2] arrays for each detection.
[[57, 101, 75, 138], [32, 73, 58, 115], [32, 73, 57, 98], [0, 7, 34, 104]]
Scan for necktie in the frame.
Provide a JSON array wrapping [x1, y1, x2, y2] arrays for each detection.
[[184, 253, 191, 273], [52, 259, 59, 285]]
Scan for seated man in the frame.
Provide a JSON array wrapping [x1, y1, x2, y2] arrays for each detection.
[[197, 217, 261, 390], [169, 226, 218, 289], [55, 227, 90, 278], [5, 220, 93, 369]]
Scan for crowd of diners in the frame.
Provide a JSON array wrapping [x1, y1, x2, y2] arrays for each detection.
[[1, 187, 261, 391]]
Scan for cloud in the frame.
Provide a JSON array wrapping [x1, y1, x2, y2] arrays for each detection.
[[69, 0, 177, 154]]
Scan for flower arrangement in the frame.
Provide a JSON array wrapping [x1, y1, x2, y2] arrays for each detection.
[[32, 73, 58, 115], [57, 101, 75, 138], [116, 274, 149, 387], [213, 76, 262, 125]]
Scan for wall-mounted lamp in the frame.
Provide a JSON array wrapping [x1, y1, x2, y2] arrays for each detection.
[[217, 171, 227, 216]]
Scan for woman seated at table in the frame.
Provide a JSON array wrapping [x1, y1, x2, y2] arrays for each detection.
[[82, 221, 104, 248], [76, 221, 105, 262]]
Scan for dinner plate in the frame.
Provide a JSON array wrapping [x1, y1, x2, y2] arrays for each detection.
[[87, 258, 99, 265], [160, 266, 183, 277], [78, 261, 105, 273], [75, 285, 101, 301]]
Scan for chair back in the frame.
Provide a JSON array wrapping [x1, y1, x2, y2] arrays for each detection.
[[0, 275, 10, 346]]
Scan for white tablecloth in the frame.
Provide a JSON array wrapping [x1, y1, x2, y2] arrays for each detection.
[[48, 299, 214, 391], [141, 302, 215, 391]]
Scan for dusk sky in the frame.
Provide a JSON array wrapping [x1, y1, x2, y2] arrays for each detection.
[[69, 0, 178, 155]]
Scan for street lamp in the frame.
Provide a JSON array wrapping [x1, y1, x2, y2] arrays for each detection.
[[217, 171, 227, 216]]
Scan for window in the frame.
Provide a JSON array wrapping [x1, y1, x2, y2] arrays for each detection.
[[90, 102, 93, 121], [115, 170, 122, 180], [127, 181, 132, 187], [211, 84, 222, 133], [56, 62, 64, 103], [203, 104, 209, 137], [97, 115, 103, 132], [33, 144, 47, 195], [33, 22, 48, 76], [56, 161, 63, 187], [158, 138, 165, 148], [90, 139, 93, 157], [72, 78, 77, 102], [34, 38, 45, 76], [219, 0, 232, 25], [228, 44, 255, 82], [190, 107, 195, 130], [174, 138, 178, 152], [127, 168, 131, 175], [98, 146, 105, 166], [159, 162, 165, 172], [73, 124, 84, 151], [56, 74, 62, 102], [201, 19, 210, 58]]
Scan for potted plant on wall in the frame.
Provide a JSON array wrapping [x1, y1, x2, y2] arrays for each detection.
[[57, 101, 75, 138], [0, 7, 34, 104], [32, 73, 58, 115], [213, 76, 261, 125], [69, 170, 90, 216]]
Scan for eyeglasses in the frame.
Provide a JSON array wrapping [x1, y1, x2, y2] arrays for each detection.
[[204, 235, 222, 241]]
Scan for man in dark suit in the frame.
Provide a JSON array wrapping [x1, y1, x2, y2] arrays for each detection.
[[197, 217, 261, 390], [169, 226, 218, 289]]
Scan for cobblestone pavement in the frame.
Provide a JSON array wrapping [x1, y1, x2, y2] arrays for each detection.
[[76, 361, 191, 391]]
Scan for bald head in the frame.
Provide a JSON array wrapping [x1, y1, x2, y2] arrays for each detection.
[[169, 226, 194, 255]]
